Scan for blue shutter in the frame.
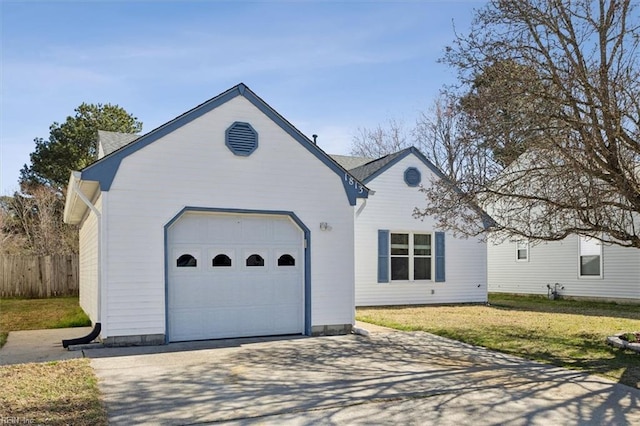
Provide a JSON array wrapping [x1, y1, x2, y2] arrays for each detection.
[[378, 230, 390, 283], [435, 232, 445, 282]]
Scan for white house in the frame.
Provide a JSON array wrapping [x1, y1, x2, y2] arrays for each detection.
[[334, 147, 488, 306], [488, 237, 640, 302], [63, 83, 369, 345]]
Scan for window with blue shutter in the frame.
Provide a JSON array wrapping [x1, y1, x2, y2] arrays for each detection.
[[435, 232, 445, 282], [378, 230, 390, 283], [404, 167, 421, 187], [225, 122, 258, 156]]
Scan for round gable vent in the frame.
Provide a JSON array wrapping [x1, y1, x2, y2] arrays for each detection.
[[404, 167, 421, 187], [226, 122, 258, 156]]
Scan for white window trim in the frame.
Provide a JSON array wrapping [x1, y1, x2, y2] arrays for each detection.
[[390, 232, 432, 282], [578, 236, 603, 279], [515, 240, 529, 262]]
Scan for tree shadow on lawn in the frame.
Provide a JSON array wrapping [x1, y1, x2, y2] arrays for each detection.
[[429, 325, 640, 389], [487, 296, 640, 320]]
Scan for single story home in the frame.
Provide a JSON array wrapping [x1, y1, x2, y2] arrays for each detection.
[[488, 237, 640, 302], [64, 83, 369, 345], [334, 148, 488, 306]]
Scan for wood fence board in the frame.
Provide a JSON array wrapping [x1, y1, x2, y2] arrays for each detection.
[[0, 255, 79, 298]]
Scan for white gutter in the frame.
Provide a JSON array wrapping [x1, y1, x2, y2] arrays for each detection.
[[71, 174, 102, 323]]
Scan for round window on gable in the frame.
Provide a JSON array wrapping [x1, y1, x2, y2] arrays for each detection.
[[404, 167, 421, 187], [226, 122, 258, 156]]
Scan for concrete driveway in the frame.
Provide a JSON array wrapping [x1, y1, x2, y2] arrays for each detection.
[[87, 331, 640, 425]]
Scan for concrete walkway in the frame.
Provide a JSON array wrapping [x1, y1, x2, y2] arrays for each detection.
[[0, 327, 91, 365]]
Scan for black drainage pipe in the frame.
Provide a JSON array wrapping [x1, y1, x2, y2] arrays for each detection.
[[62, 323, 101, 348]]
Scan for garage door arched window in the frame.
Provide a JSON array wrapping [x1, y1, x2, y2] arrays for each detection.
[[177, 254, 197, 267], [246, 254, 265, 267], [278, 254, 295, 266], [212, 254, 232, 267]]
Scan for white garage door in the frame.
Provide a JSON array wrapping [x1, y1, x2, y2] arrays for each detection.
[[167, 212, 304, 342]]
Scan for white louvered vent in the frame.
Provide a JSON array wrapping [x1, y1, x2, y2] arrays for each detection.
[[225, 122, 258, 156]]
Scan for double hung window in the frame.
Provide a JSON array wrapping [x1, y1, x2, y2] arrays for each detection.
[[579, 236, 602, 277], [390, 233, 431, 281], [516, 240, 529, 261]]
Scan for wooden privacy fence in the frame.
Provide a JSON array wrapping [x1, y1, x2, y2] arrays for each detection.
[[0, 254, 79, 298]]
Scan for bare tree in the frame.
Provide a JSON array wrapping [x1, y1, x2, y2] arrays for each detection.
[[413, 91, 496, 182], [350, 119, 409, 159], [416, 0, 640, 248], [0, 187, 78, 255]]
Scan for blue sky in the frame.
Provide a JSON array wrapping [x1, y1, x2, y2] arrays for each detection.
[[0, 0, 484, 195]]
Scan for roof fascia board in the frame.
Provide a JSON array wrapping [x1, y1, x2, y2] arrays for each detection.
[[361, 147, 449, 184], [240, 87, 368, 205], [81, 85, 242, 190], [361, 147, 494, 230], [81, 83, 368, 205]]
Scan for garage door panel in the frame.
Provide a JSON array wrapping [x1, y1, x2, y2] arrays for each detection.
[[168, 212, 304, 342]]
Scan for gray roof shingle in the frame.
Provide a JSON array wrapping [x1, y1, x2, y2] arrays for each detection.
[[97, 130, 139, 157], [330, 154, 374, 171], [347, 148, 414, 182]]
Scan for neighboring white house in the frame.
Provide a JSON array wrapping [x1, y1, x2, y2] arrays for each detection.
[[488, 237, 640, 302], [484, 148, 640, 303], [63, 83, 369, 345], [334, 147, 488, 306]]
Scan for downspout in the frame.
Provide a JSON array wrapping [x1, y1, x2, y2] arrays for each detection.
[[62, 178, 102, 348]]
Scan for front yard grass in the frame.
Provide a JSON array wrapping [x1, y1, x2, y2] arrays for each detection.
[[0, 296, 91, 348], [357, 293, 640, 389], [0, 359, 107, 425], [0, 297, 105, 424]]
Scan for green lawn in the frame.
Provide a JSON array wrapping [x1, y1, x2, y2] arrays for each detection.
[[0, 297, 106, 425], [0, 296, 91, 348], [1, 359, 107, 425], [357, 293, 640, 388]]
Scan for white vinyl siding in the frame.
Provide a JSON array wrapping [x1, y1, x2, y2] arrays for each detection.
[[355, 154, 487, 306], [488, 236, 640, 302], [78, 194, 101, 323], [99, 95, 355, 338]]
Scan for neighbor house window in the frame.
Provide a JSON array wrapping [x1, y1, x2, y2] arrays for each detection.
[[516, 240, 529, 261], [390, 233, 431, 281], [579, 236, 602, 277]]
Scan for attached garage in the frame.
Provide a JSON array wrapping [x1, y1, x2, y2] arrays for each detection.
[[64, 83, 368, 345], [167, 210, 307, 342]]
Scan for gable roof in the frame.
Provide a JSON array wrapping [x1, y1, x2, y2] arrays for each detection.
[[348, 147, 450, 184], [67, 84, 368, 223], [97, 130, 139, 158], [345, 146, 494, 229]]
